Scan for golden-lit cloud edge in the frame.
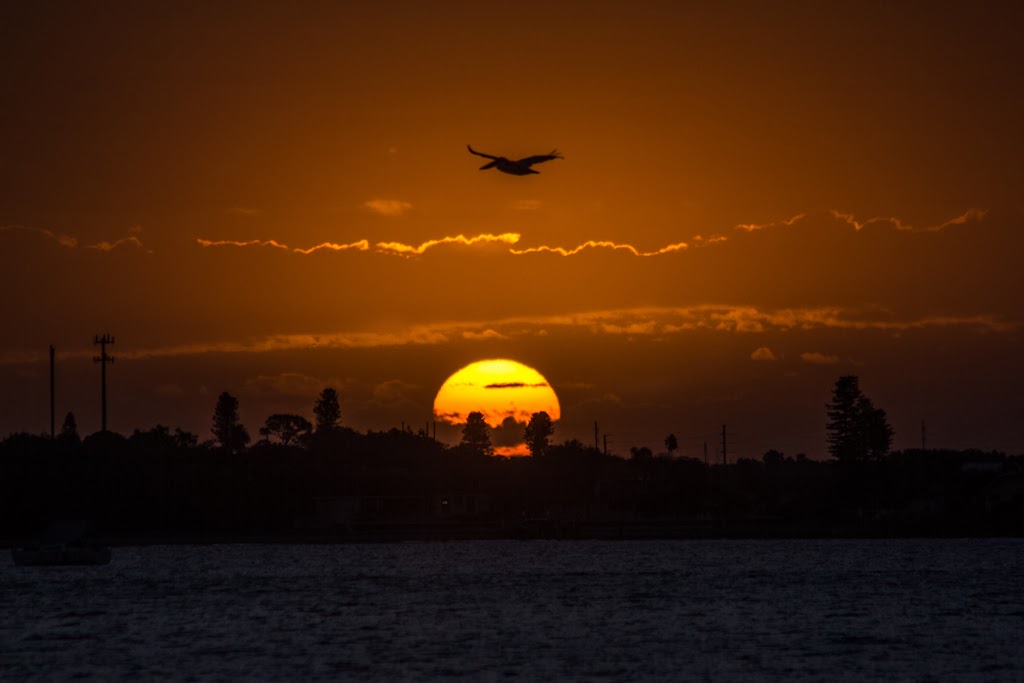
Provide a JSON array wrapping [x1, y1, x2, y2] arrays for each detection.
[[195, 233, 518, 256], [1, 224, 149, 252], [375, 233, 520, 255], [5, 208, 988, 260], [508, 240, 690, 256], [736, 213, 808, 232], [194, 231, 692, 257], [190, 207, 988, 259], [7, 304, 1013, 365], [195, 237, 290, 250], [827, 208, 987, 233]]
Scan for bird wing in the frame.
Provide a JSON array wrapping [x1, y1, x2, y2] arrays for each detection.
[[516, 150, 563, 166], [467, 145, 499, 160]]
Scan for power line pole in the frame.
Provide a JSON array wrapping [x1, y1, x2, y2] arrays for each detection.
[[603, 433, 611, 456], [93, 334, 115, 432], [594, 420, 600, 452], [721, 424, 727, 465], [49, 345, 55, 439]]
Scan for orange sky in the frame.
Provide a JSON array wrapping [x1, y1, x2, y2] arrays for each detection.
[[2, 1, 1022, 457]]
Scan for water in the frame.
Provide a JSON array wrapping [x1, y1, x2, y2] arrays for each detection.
[[2, 539, 1023, 680]]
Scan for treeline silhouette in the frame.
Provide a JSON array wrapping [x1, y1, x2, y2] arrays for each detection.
[[1, 379, 1022, 542]]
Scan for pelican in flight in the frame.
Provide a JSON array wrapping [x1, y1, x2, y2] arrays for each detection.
[[467, 145, 563, 175]]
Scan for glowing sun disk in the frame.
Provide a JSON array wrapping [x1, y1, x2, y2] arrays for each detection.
[[433, 359, 561, 428]]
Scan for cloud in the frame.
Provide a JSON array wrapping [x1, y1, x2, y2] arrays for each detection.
[[736, 213, 807, 232], [194, 232, 699, 259], [484, 382, 550, 389], [800, 351, 840, 365], [599, 320, 659, 335], [193, 206, 988, 263], [5, 304, 1013, 367], [509, 240, 688, 257], [88, 327, 453, 362], [462, 329, 508, 341], [829, 210, 910, 232], [364, 199, 413, 216], [376, 233, 521, 256], [198, 233, 523, 256], [1, 224, 78, 247], [709, 308, 766, 333], [293, 240, 370, 254], [371, 379, 419, 404], [829, 208, 986, 232], [510, 199, 543, 211], [502, 306, 1016, 337], [196, 238, 289, 250], [86, 236, 146, 251], [2, 224, 147, 251], [243, 372, 336, 397], [727, 208, 988, 236], [750, 346, 778, 361], [932, 208, 987, 231]]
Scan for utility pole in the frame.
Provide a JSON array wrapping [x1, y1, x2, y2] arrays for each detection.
[[49, 345, 55, 439], [603, 433, 611, 456], [594, 420, 600, 452], [93, 334, 114, 432], [703, 440, 708, 466], [721, 424, 727, 465]]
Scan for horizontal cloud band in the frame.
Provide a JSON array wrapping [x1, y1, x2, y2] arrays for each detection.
[[5, 304, 1012, 365], [5, 208, 986, 259], [192, 208, 987, 259]]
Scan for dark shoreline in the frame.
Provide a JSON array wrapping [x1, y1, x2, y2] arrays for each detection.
[[4, 437, 1022, 547], [5, 518, 1022, 549]]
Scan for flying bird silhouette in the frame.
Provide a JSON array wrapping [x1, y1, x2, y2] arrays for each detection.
[[467, 145, 563, 175]]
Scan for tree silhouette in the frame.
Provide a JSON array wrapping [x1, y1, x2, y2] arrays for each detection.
[[313, 387, 341, 433], [860, 398, 894, 459], [524, 411, 554, 456], [259, 413, 312, 446], [762, 449, 786, 466], [461, 411, 493, 456], [58, 411, 80, 446], [212, 391, 250, 453], [130, 425, 198, 454], [826, 375, 893, 461], [173, 427, 199, 449], [664, 433, 678, 457], [630, 446, 653, 461]]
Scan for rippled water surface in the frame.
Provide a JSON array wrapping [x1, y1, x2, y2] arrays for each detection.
[[2, 539, 1023, 680]]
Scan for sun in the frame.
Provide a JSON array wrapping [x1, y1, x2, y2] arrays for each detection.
[[433, 359, 561, 454]]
